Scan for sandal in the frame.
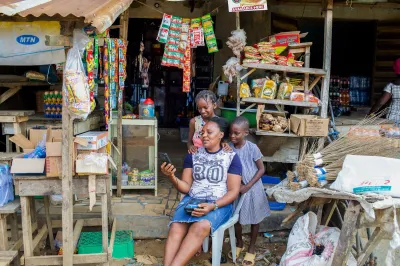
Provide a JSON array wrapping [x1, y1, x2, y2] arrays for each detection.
[[242, 252, 256, 266], [228, 247, 244, 260]]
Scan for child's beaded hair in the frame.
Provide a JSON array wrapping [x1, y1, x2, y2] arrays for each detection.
[[195, 90, 217, 106]]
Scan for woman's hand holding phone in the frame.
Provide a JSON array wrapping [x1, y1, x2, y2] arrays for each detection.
[[161, 162, 176, 178]]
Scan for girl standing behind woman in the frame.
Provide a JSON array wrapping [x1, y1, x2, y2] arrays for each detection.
[[187, 90, 219, 154], [229, 116, 270, 266]]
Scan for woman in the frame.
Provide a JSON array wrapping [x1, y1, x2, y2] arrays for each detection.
[[161, 117, 242, 266], [369, 58, 400, 125]]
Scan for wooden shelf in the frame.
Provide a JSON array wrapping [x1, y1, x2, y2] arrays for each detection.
[[0, 81, 57, 87], [241, 97, 320, 108], [262, 156, 298, 163], [256, 131, 300, 137], [242, 63, 326, 76], [111, 185, 155, 190]]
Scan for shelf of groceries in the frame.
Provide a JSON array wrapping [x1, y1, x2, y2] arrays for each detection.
[[242, 62, 326, 76], [241, 97, 320, 108]]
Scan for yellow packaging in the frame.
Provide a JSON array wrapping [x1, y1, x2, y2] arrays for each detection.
[[277, 78, 294, 100], [240, 83, 250, 98], [254, 87, 262, 98], [260, 79, 277, 99]]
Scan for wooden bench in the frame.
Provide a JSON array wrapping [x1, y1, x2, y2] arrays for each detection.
[[0, 200, 20, 251], [0, 250, 18, 266]]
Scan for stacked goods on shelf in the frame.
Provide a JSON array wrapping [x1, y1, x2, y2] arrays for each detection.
[[287, 111, 400, 190], [44, 91, 62, 118], [242, 39, 304, 67], [259, 113, 288, 133], [241, 73, 320, 103], [75, 132, 110, 175], [122, 163, 155, 187]]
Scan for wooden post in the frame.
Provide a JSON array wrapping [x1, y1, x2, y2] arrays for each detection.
[[101, 193, 109, 266], [0, 214, 8, 250], [116, 10, 129, 197], [235, 12, 241, 116], [320, 0, 333, 119], [332, 201, 361, 266], [61, 94, 74, 266], [44, 196, 55, 251], [21, 197, 33, 258], [318, 0, 333, 148]]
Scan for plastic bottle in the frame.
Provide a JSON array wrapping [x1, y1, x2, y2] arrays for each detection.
[[139, 98, 155, 118]]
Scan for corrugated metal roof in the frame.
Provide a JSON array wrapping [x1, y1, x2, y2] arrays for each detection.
[[0, 0, 133, 33], [1, 0, 128, 17]]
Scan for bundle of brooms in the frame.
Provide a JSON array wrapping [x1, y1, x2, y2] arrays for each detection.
[[288, 109, 400, 190]]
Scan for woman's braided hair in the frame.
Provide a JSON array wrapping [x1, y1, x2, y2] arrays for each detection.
[[195, 90, 217, 106]]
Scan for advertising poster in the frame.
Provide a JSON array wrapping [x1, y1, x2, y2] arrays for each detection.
[[0, 21, 65, 65], [228, 0, 268, 12]]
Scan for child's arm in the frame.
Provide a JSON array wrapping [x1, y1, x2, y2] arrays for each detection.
[[187, 118, 198, 153], [240, 158, 264, 194]]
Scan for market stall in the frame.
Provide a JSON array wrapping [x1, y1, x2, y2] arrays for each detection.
[[0, 1, 133, 265]]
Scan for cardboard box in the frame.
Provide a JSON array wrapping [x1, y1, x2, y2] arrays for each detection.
[[30, 128, 62, 147], [11, 154, 45, 174], [76, 131, 108, 150], [290, 115, 329, 137], [46, 157, 62, 177], [75, 154, 108, 175]]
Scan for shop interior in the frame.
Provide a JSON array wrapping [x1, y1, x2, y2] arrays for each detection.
[[125, 18, 215, 128]]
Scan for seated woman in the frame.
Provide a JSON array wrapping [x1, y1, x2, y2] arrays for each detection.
[[160, 117, 242, 266]]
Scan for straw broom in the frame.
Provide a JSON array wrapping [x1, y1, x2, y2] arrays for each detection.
[[289, 109, 396, 189]]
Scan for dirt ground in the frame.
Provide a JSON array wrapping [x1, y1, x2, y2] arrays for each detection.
[[111, 235, 286, 266]]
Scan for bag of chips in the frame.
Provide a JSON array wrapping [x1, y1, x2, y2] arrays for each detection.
[[201, 14, 218, 53], [63, 29, 91, 120]]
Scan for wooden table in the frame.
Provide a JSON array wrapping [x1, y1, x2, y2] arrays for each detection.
[[14, 175, 113, 266], [0, 110, 34, 152], [291, 193, 396, 266], [0, 200, 20, 266]]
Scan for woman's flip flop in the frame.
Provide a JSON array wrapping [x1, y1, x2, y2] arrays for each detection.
[[242, 252, 256, 266], [228, 247, 244, 260]]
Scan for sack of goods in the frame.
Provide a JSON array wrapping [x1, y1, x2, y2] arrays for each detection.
[[330, 155, 400, 197]]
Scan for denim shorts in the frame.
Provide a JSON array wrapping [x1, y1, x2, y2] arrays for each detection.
[[169, 195, 233, 233]]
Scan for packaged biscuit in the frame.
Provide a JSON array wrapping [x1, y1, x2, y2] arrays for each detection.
[[277, 78, 294, 100], [260, 78, 277, 99], [244, 46, 258, 53], [240, 83, 251, 98]]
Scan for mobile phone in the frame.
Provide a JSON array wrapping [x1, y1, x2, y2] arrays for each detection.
[[184, 198, 207, 214], [159, 152, 172, 164]]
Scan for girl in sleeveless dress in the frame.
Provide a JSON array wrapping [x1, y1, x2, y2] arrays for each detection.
[[188, 90, 219, 153], [229, 117, 270, 266]]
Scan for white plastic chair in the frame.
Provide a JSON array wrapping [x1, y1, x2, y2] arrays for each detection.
[[202, 194, 246, 266]]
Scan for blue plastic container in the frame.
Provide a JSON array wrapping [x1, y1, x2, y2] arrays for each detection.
[[261, 175, 281, 185], [268, 201, 286, 211]]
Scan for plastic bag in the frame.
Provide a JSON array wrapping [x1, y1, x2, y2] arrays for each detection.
[[281, 212, 356, 266], [260, 78, 277, 99], [63, 29, 91, 120], [277, 78, 293, 100], [0, 164, 14, 207], [226, 29, 247, 57], [240, 83, 250, 98], [222, 57, 243, 83]]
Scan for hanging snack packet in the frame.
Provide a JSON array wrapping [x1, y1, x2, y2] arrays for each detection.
[[277, 78, 294, 100], [63, 29, 91, 120], [191, 18, 201, 28], [261, 78, 277, 99], [157, 13, 172, 43], [182, 46, 191, 92], [240, 83, 250, 98], [85, 40, 96, 112], [179, 18, 190, 52], [201, 14, 218, 53]]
